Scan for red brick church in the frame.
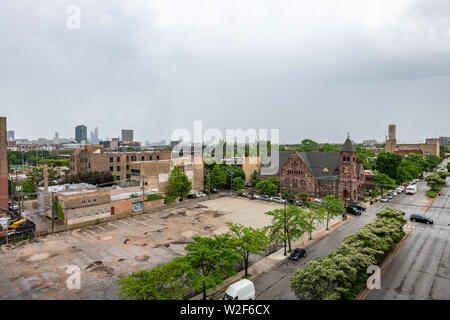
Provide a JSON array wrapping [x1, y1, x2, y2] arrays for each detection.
[[259, 136, 369, 201]]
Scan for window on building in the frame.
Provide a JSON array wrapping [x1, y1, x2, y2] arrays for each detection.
[[179, 166, 185, 172], [156, 155, 160, 160], [98, 209, 102, 214], [110, 157, 113, 162], [82, 200, 86, 204], [82, 212, 86, 217], [141, 156, 145, 161], [91, 210, 94, 215], [126, 165, 129, 170], [126, 156, 129, 161], [88, 200, 91, 203], [110, 166, 113, 172], [150, 156, 153, 160], [73, 213, 77, 219], [117, 166, 121, 171], [117, 157, 121, 162], [93, 199, 96, 203]]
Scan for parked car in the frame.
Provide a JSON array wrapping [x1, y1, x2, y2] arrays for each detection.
[[271, 196, 286, 204], [295, 200, 306, 207], [381, 196, 388, 202], [349, 202, 366, 211], [187, 193, 197, 199], [410, 214, 433, 224], [405, 185, 417, 195], [260, 195, 270, 201], [288, 248, 306, 261], [346, 206, 361, 216], [238, 192, 248, 197], [222, 279, 255, 301], [396, 187, 403, 193], [387, 193, 393, 199], [211, 188, 218, 194], [251, 194, 261, 200], [392, 191, 398, 196], [196, 192, 206, 198]]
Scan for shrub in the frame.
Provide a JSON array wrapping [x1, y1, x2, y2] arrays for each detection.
[[290, 207, 406, 300], [144, 194, 164, 202], [426, 190, 438, 198], [166, 196, 177, 205]]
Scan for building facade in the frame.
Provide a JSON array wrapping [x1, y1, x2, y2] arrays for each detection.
[[130, 156, 204, 194], [0, 117, 8, 209], [75, 125, 88, 143], [259, 137, 369, 201], [69, 145, 171, 181], [385, 124, 440, 156], [121, 130, 133, 143]]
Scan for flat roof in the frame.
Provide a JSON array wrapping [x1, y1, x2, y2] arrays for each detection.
[[111, 189, 160, 201]]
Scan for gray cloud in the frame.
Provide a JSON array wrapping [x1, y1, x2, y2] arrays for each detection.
[[1, 0, 449, 144]]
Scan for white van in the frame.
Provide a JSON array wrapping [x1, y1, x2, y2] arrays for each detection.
[[405, 185, 417, 194], [222, 279, 255, 300]]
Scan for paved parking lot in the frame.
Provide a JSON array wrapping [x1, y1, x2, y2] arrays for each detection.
[[0, 196, 282, 300]]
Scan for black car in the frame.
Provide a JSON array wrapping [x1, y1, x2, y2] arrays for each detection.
[[289, 248, 306, 261], [295, 200, 306, 207], [410, 214, 433, 224], [238, 192, 248, 197], [349, 202, 366, 211], [346, 206, 361, 216], [187, 194, 197, 199]]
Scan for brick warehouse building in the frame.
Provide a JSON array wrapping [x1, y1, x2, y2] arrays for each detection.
[[260, 136, 370, 201], [70, 145, 171, 181]]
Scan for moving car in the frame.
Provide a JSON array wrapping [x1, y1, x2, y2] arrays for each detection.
[[288, 248, 306, 261], [410, 214, 433, 224], [346, 206, 361, 216], [222, 279, 255, 300], [349, 202, 366, 211]]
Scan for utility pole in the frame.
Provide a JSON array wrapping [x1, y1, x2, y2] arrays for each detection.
[[51, 192, 55, 233]]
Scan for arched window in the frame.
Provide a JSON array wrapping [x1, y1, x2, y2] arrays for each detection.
[[293, 179, 298, 189], [285, 178, 290, 188]]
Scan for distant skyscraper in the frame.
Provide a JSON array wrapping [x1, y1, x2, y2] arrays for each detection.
[[7, 130, 14, 141], [90, 127, 99, 144], [121, 129, 133, 143], [54, 132, 60, 144], [75, 125, 87, 143]]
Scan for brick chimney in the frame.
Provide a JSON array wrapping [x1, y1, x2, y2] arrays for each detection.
[[0, 117, 8, 209]]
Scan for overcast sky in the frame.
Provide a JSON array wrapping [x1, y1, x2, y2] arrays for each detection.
[[1, 0, 450, 144]]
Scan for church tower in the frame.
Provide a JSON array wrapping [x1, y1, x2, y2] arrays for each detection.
[[339, 133, 358, 202]]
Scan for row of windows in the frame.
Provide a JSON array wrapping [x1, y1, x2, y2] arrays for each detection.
[[342, 156, 355, 163], [72, 207, 109, 219], [109, 165, 130, 172], [287, 170, 303, 175], [109, 155, 161, 162], [81, 199, 97, 204]]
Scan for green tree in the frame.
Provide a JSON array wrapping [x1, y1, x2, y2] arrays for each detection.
[[296, 139, 320, 152], [370, 173, 396, 196], [297, 192, 309, 202], [210, 165, 227, 189], [255, 179, 278, 197], [425, 172, 446, 191], [265, 205, 313, 255], [185, 235, 241, 300], [251, 170, 261, 186], [375, 152, 403, 181], [167, 166, 192, 199], [320, 143, 336, 152], [117, 257, 189, 300], [226, 223, 268, 277], [304, 202, 327, 240], [231, 176, 245, 193], [321, 195, 344, 230]]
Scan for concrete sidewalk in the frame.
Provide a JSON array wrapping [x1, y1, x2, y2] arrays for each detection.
[[191, 214, 354, 300]]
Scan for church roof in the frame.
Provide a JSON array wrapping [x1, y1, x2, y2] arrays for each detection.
[[296, 152, 340, 183], [341, 138, 356, 153]]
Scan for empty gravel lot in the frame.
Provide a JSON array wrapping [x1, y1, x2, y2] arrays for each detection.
[[0, 196, 281, 300]]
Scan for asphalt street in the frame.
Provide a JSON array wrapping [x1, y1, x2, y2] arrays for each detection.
[[254, 178, 436, 300], [367, 177, 449, 300]]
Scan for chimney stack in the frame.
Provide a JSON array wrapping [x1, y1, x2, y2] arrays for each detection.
[[0, 117, 8, 209]]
